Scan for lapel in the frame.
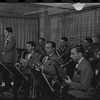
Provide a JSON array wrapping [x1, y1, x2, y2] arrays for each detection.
[[4, 36, 11, 47], [73, 58, 85, 77]]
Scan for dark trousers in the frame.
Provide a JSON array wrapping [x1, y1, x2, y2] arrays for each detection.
[[3, 69, 11, 89], [62, 86, 76, 99], [1, 63, 13, 89]]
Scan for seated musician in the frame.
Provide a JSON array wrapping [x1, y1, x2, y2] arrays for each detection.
[[62, 45, 93, 99], [28, 41, 59, 98], [38, 41, 58, 82], [83, 38, 93, 62], [20, 41, 40, 75], [56, 37, 70, 64], [36, 38, 46, 63], [57, 37, 70, 56], [14, 41, 40, 98]]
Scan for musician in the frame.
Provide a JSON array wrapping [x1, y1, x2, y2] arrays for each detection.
[[58, 37, 70, 55], [38, 41, 58, 81], [20, 41, 40, 96], [83, 38, 96, 70], [0, 27, 16, 91], [36, 38, 46, 61], [84, 37, 93, 51], [62, 45, 93, 99], [14, 41, 40, 98], [35, 41, 59, 98], [57, 37, 70, 64]]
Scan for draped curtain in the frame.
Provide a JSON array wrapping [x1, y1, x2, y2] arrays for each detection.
[[51, 8, 100, 48], [0, 17, 39, 48], [0, 16, 39, 63]]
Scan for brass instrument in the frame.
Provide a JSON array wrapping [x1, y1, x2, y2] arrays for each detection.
[[52, 57, 73, 94], [55, 44, 71, 65]]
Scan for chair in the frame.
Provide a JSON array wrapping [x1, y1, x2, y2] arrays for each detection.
[[91, 69, 100, 98]]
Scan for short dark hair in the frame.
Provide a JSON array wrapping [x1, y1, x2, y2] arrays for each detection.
[[27, 41, 36, 48], [71, 44, 84, 55], [61, 37, 68, 42], [46, 41, 56, 49], [5, 27, 13, 33], [39, 38, 45, 42], [85, 38, 93, 44]]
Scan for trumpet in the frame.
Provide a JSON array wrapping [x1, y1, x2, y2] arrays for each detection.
[[60, 59, 73, 68], [55, 49, 71, 66]]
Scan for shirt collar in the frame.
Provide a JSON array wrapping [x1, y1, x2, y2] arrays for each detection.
[[76, 57, 84, 68], [78, 57, 84, 64], [6, 35, 12, 40], [49, 52, 55, 57], [30, 50, 34, 54]]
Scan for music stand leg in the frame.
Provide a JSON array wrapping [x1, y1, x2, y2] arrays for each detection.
[[0, 71, 4, 97]]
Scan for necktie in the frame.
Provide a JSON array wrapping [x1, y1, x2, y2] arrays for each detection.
[[4, 40, 9, 47], [43, 56, 49, 64], [2, 40, 9, 55], [28, 53, 32, 60]]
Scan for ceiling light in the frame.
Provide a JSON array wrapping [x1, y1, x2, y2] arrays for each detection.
[[72, 3, 85, 11]]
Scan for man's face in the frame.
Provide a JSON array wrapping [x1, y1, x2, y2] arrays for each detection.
[[70, 48, 79, 62], [4, 30, 11, 38], [61, 39, 65, 46], [84, 40, 90, 49], [39, 39, 44, 45], [45, 43, 54, 55], [26, 44, 34, 53]]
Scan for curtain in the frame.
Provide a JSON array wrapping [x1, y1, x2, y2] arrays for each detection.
[[0, 17, 39, 48], [0, 16, 39, 63], [51, 8, 100, 48]]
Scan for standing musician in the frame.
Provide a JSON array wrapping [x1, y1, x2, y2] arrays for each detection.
[[62, 45, 93, 99], [14, 41, 40, 98], [0, 27, 16, 91]]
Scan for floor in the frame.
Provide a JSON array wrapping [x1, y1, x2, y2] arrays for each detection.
[[0, 89, 13, 98]]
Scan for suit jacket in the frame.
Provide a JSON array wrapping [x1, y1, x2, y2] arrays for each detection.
[[42, 52, 58, 82], [68, 58, 93, 98], [21, 51, 40, 74], [0, 36, 16, 64]]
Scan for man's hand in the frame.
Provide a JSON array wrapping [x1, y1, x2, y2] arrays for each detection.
[[38, 65, 44, 72], [20, 59, 27, 63], [20, 59, 28, 67], [64, 76, 72, 85]]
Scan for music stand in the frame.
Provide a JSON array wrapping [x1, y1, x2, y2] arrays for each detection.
[[0, 62, 28, 81], [31, 69, 54, 94], [0, 62, 14, 76], [16, 48, 26, 57]]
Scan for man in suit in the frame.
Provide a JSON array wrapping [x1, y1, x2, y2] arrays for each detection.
[[62, 45, 93, 98], [36, 38, 46, 63], [58, 37, 70, 55], [20, 41, 40, 74], [0, 27, 16, 91], [39, 41, 58, 81], [34, 41, 58, 98], [14, 41, 40, 98], [57, 37, 70, 64]]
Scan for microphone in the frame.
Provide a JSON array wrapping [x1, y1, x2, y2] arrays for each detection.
[[60, 59, 73, 68]]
